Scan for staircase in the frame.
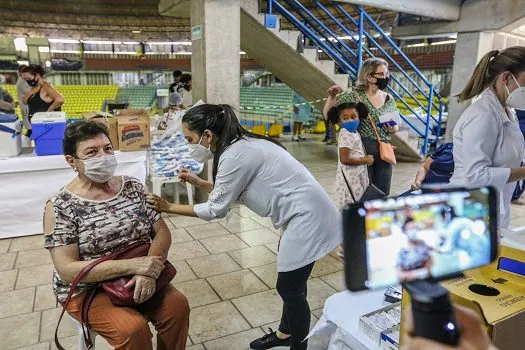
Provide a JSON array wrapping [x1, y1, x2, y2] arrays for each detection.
[[241, 0, 445, 159]]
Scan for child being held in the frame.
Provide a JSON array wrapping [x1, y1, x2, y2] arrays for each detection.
[[327, 102, 374, 257]]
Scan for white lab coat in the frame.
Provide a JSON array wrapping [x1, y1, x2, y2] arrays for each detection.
[[449, 89, 524, 229], [193, 138, 342, 272]]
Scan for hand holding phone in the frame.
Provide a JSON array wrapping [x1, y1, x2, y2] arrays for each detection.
[[342, 187, 498, 291]]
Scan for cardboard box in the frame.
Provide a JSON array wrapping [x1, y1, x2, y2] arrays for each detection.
[[82, 111, 119, 150], [401, 246, 525, 350], [115, 109, 151, 151]]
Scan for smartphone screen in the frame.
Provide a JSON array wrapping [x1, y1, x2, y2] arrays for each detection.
[[343, 187, 498, 291]]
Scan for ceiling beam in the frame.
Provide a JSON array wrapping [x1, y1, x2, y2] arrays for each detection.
[[334, 0, 461, 21], [391, 0, 525, 38]]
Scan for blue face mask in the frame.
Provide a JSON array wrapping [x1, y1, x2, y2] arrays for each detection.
[[341, 120, 360, 132]]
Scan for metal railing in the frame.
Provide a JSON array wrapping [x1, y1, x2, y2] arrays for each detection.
[[267, 0, 444, 155]]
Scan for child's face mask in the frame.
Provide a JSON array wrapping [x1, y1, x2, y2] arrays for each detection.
[[341, 119, 360, 132]]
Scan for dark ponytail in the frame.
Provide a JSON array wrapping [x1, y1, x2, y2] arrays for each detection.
[[456, 46, 525, 103], [182, 104, 286, 180]]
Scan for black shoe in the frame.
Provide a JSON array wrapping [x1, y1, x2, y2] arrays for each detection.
[[249, 328, 291, 349]]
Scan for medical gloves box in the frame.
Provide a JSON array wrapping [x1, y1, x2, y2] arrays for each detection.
[[114, 109, 151, 151], [400, 246, 525, 350], [82, 111, 119, 150], [358, 302, 401, 347]]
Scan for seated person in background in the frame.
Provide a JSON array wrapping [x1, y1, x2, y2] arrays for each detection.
[[411, 142, 454, 191], [0, 86, 16, 114], [44, 121, 189, 350]]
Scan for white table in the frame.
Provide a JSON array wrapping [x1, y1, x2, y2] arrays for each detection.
[[0, 149, 147, 238], [307, 289, 396, 350]]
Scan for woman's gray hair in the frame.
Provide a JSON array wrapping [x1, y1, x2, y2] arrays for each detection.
[[356, 57, 389, 90]]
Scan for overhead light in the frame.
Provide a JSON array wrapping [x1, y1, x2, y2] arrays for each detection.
[[17, 60, 29, 66], [14, 38, 28, 52], [176, 52, 192, 55], [48, 39, 80, 44], [51, 49, 80, 54], [121, 41, 139, 45], [114, 51, 138, 55], [318, 49, 323, 52], [38, 46, 50, 53], [240, 51, 246, 54], [173, 41, 192, 46], [132, 30, 142, 34], [45, 60, 51, 67], [82, 40, 114, 45], [430, 40, 456, 45], [405, 43, 426, 48], [84, 50, 113, 54]]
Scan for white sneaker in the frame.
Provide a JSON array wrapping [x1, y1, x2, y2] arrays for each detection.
[[292, 135, 299, 142]]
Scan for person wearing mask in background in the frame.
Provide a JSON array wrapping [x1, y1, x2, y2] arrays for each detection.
[[0, 86, 16, 115], [291, 92, 312, 142], [146, 104, 341, 350], [169, 70, 182, 94], [449, 46, 525, 230], [16, 65, 30, 129], [21, 64, 64, 136], [324, 58, 400, 196], [177, 73, 192, 106]]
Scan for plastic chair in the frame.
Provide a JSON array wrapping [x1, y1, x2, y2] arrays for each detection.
[[69, 315, 98, 350], [149, 176, 194, 205]]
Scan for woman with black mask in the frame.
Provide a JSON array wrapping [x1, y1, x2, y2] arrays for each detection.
[[146, 104, 341, 350], [21, 64, 64, 135], [324, 58, 400, 196]]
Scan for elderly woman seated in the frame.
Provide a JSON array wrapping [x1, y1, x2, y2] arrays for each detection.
[[43, 120, 189, 350]]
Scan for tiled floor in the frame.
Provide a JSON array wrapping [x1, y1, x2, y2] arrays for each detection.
[[1, 137, 524, 350]]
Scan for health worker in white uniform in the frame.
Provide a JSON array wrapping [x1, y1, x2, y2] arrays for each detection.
[[146, 104, 341, 350], [449, 46, 525, 229]]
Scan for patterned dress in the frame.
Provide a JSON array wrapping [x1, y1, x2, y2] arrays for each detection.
[[332, 128, 369, 211], [44, 176, 160, 303], [336, 88, 398, 142]]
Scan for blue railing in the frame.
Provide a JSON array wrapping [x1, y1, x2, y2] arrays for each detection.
[[267, 0, 444, 155]]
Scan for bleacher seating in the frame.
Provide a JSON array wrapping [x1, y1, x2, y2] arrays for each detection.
[[58, 85, 119, 117], [118, 86, 155, 108]]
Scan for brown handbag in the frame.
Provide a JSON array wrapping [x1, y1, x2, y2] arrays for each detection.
[[54, 241, 177, 350], [368, 116, 397, 165]]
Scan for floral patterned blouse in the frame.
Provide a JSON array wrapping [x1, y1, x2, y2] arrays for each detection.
[[44, 176, 160, 302], [336, 88, 398, 141]]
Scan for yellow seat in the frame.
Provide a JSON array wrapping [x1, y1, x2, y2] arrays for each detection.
[[242, 125, 251, 132], [252, 124, 266, 136], [268, 124, 283, 137], [313, 120, 326, 134]]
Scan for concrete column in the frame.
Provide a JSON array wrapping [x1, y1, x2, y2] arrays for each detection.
[[190, 0, 240, 201], [445, 32, 494, 141], [190, 0, 240, 109]]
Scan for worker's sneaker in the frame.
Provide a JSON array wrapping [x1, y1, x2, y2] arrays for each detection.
[[249, 328, 291, 349], [292, 135, 299, 142]]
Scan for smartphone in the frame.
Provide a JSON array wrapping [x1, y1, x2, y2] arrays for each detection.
[[343, 187, 498, 291]]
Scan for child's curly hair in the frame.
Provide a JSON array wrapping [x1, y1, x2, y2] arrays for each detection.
[[327, 102, 369, 125]]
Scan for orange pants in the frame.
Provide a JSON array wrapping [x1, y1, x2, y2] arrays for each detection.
[[66, 285, 189, 350]]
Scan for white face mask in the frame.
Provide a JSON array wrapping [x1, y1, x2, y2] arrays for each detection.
[[188, 133, 214, 163], [505, 74, 525, 110], [81, 154, 118, 183]]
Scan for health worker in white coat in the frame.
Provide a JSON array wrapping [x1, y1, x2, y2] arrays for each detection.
[[146, 104, 341, 350], [449, 46, 525, 229]]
